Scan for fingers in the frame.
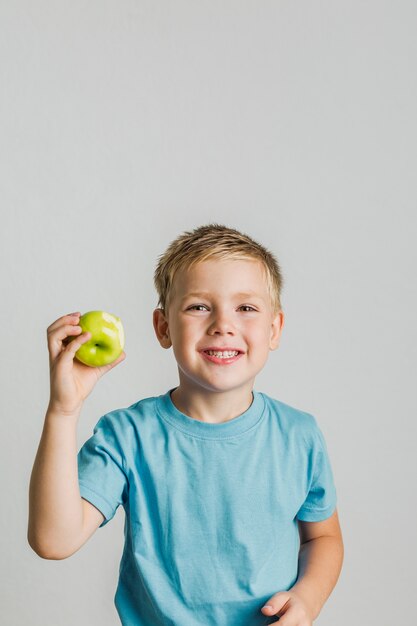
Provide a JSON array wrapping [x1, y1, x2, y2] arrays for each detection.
[[62, 330, 91, 362], [263, 601, 310, 626], [47, 313, 82, 362], [267, 612, 296, 626], [47, 313, 81, 334], [262, 597, 292, 625], [47, 313, 127, 371], [275, 599, 291, 618]]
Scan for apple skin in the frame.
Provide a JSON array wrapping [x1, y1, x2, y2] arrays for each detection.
[[69, 311, 125, 367]]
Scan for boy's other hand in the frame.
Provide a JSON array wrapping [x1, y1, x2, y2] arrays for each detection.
[[261, 591, 312, 625], [46, 312, 126, 416]]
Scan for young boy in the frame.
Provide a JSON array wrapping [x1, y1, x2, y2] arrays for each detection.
[[28, 223, 344, 626]]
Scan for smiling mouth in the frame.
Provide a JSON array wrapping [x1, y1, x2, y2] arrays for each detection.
[[204, 350, 240, 358], [201, 350, 244, 364]]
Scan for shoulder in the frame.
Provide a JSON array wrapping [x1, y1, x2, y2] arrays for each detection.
[[259, 392, 321, 443], [91, 394, 161, 444]]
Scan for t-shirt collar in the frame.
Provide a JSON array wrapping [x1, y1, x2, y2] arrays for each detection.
[[156, 387, 265, 439]]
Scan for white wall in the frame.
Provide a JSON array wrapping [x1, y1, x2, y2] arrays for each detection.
[[1, 1, 416, 624]]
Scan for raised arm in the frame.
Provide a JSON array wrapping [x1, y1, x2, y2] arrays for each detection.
[[27, 312, 124, 559]]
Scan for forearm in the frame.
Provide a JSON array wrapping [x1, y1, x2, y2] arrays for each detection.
[[291, 535, 344, 620], [28, 406, 84, 559]]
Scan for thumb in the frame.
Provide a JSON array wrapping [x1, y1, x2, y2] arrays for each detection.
[[261, 592, 291, 616]]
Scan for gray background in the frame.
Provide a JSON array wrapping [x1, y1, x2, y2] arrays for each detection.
[[1, 1, 416, 624]]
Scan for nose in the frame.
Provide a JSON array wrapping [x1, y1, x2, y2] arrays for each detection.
[[207, 309, 236, 335]]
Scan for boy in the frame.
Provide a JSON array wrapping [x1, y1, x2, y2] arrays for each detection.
[[28, 223, 344, 626]]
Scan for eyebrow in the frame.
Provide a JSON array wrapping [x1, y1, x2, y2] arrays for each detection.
[[181, 291, 264, 301]]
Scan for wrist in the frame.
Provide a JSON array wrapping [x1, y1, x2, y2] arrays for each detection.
[[46, 402, 82, 421], [290, 582, 320, 621]]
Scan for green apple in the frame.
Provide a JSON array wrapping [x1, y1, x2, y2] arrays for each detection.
[[70, 310, 125, 367]]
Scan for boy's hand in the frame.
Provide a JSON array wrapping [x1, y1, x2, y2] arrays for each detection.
[[260, 591, 313, 625], [47, 312, 126, 416]]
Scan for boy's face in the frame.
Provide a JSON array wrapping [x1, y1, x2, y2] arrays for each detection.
[[153, 258, 284, 398]]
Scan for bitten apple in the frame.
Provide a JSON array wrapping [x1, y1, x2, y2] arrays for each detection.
[[69, 311, 125, 367]]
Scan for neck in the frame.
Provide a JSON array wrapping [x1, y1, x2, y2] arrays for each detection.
[[170, 384, 254, 424]]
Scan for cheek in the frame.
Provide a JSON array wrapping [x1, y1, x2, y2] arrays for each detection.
[[247, 322, 270, 339], [248, 327, 274, 353], [171, 323, 199, 350]]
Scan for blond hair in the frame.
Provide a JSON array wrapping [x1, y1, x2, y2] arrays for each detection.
[[153, 223, 284, 315]]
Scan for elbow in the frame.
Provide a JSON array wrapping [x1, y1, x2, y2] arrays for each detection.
[[29, 544, 72, 560], [27, 531, 72, 560]]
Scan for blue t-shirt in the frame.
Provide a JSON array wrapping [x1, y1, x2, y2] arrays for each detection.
[[77, 388, 337, 626]]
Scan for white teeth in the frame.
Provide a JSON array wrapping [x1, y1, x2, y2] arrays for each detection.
[[206, 350, 239, 358]]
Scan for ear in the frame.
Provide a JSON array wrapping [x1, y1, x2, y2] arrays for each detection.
[[269, 310, 284, 351], [153, 308, 172, 349]]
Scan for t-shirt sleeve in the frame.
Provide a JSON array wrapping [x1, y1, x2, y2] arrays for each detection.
[[77, 413, 128, 528], [296, 420, 337, 522]]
